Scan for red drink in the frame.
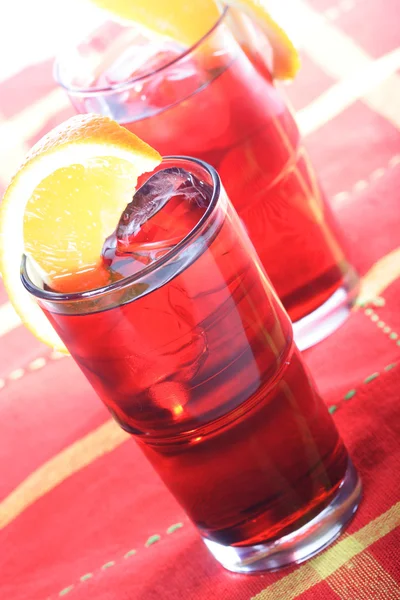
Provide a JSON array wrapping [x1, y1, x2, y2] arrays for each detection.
[[26, 159, 360, 572]]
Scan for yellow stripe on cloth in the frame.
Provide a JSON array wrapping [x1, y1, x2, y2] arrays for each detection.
[[0, 419, 129, 530], [329, 551, 400, 599], [311, 535, 364, 579], [297, 48, 400, 137], [356, 247, 400, 308], [251, 502, 400, 600], [285, 0, 400, 130]]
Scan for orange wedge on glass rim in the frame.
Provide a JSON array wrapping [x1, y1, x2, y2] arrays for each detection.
[[0, 114, 161, 352], [89, 0, 300, 80]]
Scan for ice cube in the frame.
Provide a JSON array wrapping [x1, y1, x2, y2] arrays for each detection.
[[95, 38, 199, 121], [103, 39, 184, 86], [101, 167, 212, 280], [116, 167, 212, 256]]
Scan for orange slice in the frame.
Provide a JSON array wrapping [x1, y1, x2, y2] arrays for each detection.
[[89, 0, 300, 80], [0, 114, 161, 351]]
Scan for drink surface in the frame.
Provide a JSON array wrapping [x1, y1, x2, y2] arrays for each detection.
[[85, 28, 358, 322], [42, 167, 348, 546]]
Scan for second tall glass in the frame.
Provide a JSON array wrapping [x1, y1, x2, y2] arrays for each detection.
[[55, 7, 359, 349]]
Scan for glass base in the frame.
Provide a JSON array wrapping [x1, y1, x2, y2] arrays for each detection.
[[202, 459, 362, 574], [293, 284, 358, 352]]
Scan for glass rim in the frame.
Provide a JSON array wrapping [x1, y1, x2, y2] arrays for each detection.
[[21, 155, 221, 304], [54, 6, 230, 96]]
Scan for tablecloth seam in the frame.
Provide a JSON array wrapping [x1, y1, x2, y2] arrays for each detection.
[[328, 360, 398, 414], [43, 522, 186, 600], [362, 306, 400, 347], [0, 350, 66, 393], [332, 153, 400, 206]]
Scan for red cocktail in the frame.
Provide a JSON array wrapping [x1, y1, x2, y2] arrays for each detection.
[[22, 157, 361, 572], [55, 8, 359, 349]]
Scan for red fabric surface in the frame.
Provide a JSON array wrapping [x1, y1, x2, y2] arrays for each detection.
[[1, 0, 399, 599]]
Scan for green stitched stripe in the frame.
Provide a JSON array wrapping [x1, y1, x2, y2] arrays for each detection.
[[384, 363, 397, 371], [59, 586, 74, 597], [364, 373, 379, 384], [145, 534, 161, 547], [167, 522, 184, 534]]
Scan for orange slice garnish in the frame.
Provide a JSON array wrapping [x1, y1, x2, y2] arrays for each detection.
[[89, 0, 300, 80], [0, 114, 161, 351]]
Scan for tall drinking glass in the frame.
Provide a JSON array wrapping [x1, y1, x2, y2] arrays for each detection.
[[21, 157, 361, 573], [54, 7, 359, 350]]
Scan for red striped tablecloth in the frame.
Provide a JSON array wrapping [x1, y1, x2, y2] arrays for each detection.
[[0, 0, 399, 598]]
